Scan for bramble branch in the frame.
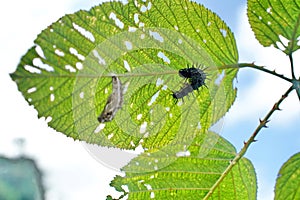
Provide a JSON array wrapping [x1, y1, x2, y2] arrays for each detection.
[[203, 85, 294, 200]]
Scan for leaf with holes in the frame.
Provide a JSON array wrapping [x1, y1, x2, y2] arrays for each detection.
[[247, 0, 300, 54], [275, 152, 300, 200], [109, 131, 257, 199], [10, 0, 238, 149]]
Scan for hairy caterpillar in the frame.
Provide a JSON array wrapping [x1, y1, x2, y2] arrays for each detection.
[[98, 76, 123, 122], [173, 64, 207, 101], [178, 65, 207, 90], [172, 83, 194, 100]]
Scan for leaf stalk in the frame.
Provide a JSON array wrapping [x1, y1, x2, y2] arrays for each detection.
[[216, 63, 293, 83]]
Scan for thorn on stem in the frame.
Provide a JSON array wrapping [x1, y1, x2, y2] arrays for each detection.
[[259, 118, 269, 128], [273, 103, 281, 110]]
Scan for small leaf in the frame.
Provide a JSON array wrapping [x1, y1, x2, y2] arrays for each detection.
[[275, 152, 300, 200], [110, 132, 256, 199], [247, 0, 300, 54], [10, 0, 238, 149]]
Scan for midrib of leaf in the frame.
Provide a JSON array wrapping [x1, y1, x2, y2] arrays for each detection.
[[288, 13, 300, 55]]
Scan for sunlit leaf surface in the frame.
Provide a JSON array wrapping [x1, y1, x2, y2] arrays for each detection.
[[248, 0, 300, 54], [110, 131, 257, 200], [11, 0, 238, 149], [275, 152, 300, 200]]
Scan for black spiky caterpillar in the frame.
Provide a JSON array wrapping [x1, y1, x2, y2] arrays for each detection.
[[173, 64, 207, 100]]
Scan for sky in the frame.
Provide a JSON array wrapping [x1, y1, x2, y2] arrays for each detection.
[[0, 0, 299, 200]]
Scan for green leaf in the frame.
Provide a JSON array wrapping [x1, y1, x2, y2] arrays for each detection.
[[275, 152, 300, 200], [247, 0, 300, 54], [110, 132, 257, 199], [10, 0, 238, 149]]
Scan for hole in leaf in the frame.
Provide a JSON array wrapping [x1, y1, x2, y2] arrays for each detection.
[[150, 192, 155, 199], [27, 87, 37, 94], [69, 47, 85, 61], [109, 12, 125, 29], [72, 22, 95, 42], [65, 65, 76, 73], [79, 92, 84, 99], [148, 91, 160, 106], [108, 133, 114, 140], [45, 116, 52, 123], [94, 123, 105, 133], [145, 184, 153, 190], [137, 114, 143, 120], [215, 70, 225, 86], [24, 65, 41, 74], [157, 51, 170, 63], [50, 94, 55, 102], [128, 26, 137, 32], [123, 60, 131, 72], [124, 40, 133, 50], [76, 62, 83, 70], [33, 58, 54, 72], [92, 50, 106, 65], [134, 13, 139, 24], [121, 185, 129, 193], [149, 31, 164, 42], [130, 141, 135, 147], [139, 22, 145, 28], [35, 45, 45, 59], [220, 29, 227, 37], [140, 122, 147, 134], [55, 49, 65, 57], [162, 85, 168, 90], [156, 78, 164, 86]]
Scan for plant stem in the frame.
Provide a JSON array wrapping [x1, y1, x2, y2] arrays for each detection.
[[289, 54, 296, 79], [214, 63, 292, 83], [203, 85, 294, 200]]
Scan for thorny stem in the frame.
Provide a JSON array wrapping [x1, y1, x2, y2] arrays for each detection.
[[215, 63, 293, 83], [203, 85, 294, 200]]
